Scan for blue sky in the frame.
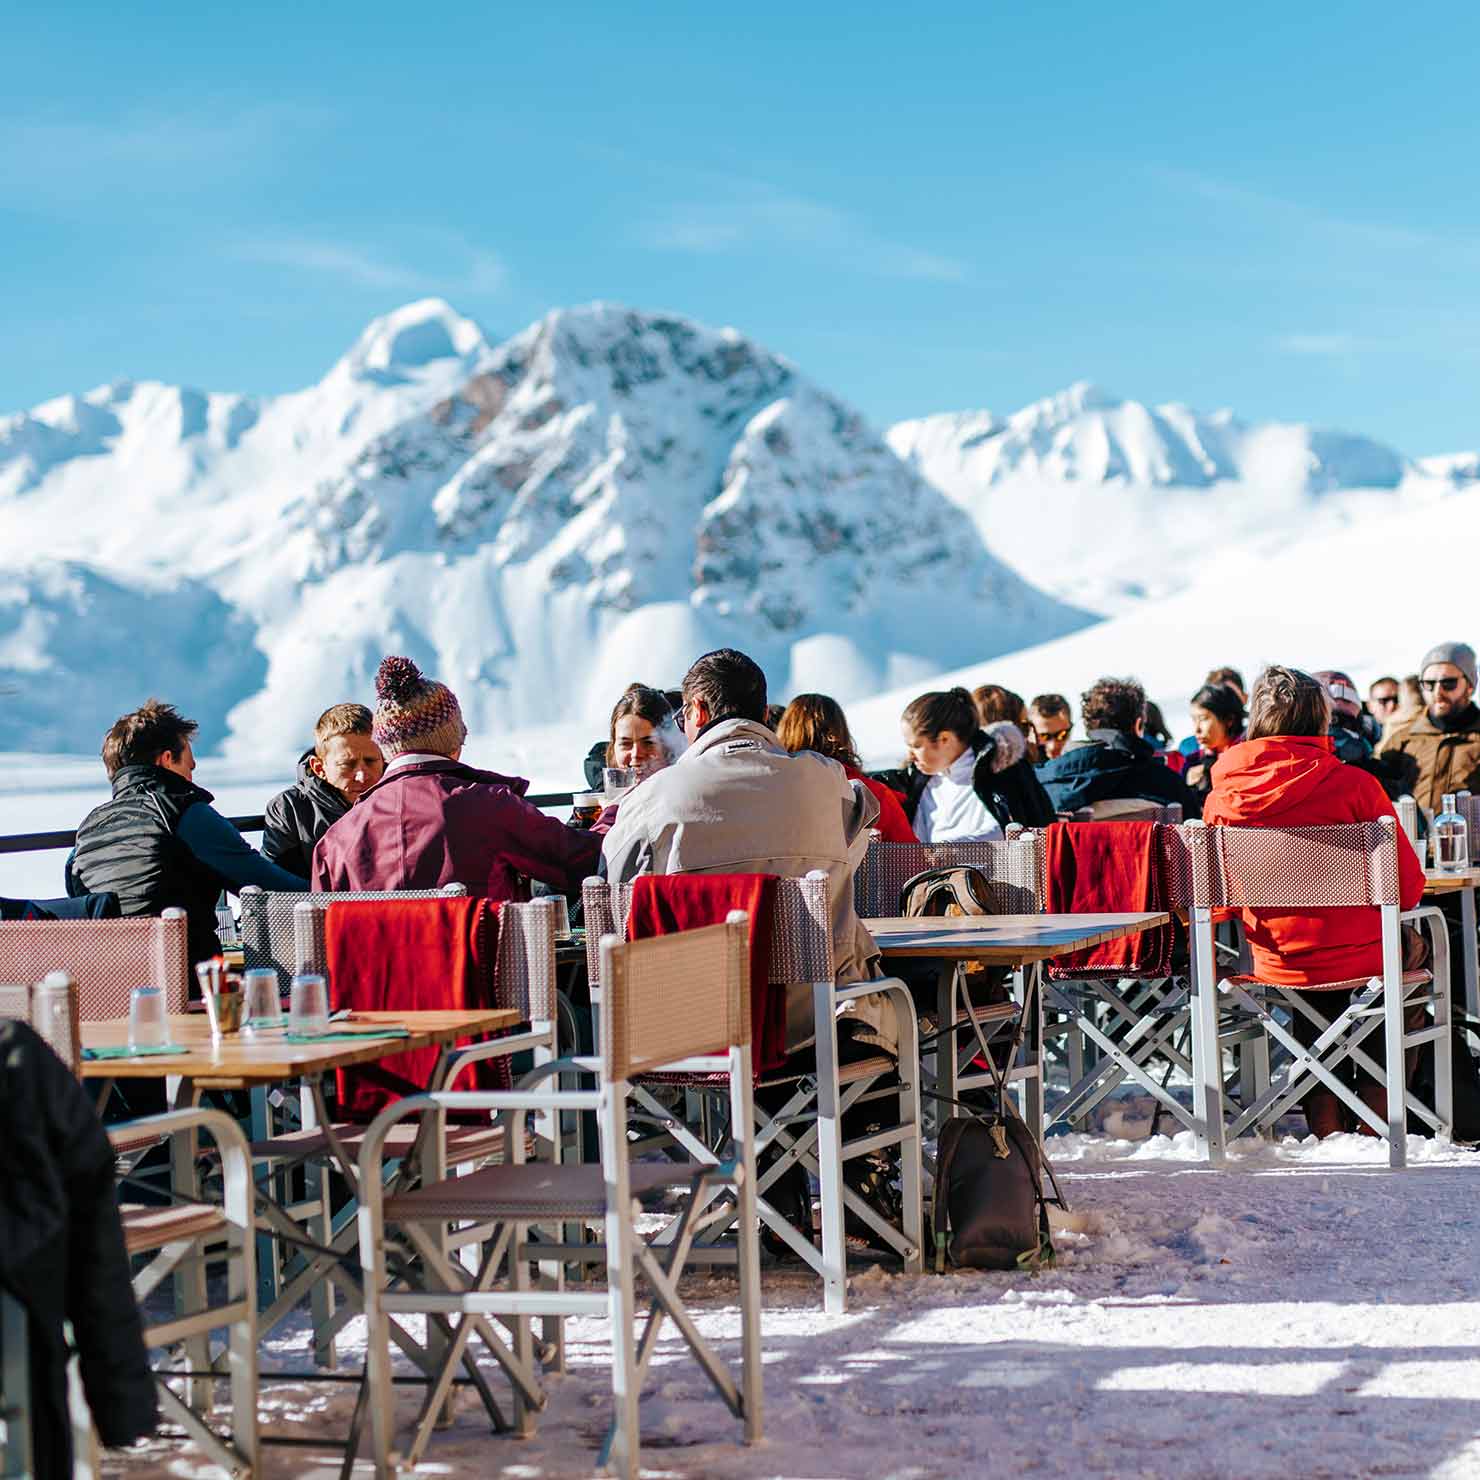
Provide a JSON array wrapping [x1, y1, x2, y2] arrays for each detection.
[[5, 1, 1478, 452]]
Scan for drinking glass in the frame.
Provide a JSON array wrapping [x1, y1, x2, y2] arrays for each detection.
[[243, 968, 284, 1033], [128, 986, 170, 1051], [289, 973, 330, 1036], [602, 766, 636, 802], [570, 791, 603, 828]]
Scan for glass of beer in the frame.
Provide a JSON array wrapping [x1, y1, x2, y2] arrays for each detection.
[[570, 791, 603, 828]]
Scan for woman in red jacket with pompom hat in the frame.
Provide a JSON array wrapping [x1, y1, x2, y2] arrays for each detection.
[[1202, 664, 1427, 1137]]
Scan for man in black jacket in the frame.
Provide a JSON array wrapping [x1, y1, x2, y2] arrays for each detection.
[[263, 703, 384, 877], [1037, 676, 1202, 817], [0, 1020, 156, 1476], [68, 701, 307, 963]]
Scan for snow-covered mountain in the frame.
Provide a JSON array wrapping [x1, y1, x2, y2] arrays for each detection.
[[889, 381, 1473, 615], [0, 300, 1088, 757]]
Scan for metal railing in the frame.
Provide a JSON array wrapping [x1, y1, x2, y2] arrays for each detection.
[[0, 793, 578, 857]]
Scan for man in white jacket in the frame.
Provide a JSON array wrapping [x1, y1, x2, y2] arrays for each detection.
[[602, 647, 893, 1055]]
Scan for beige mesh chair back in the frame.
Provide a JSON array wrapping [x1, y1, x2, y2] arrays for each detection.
[[0, 909, 188, 1021], [1065, 799, 1184, 823], [583, 873, 833, 992], [599, 918, 751, 1082], [852, 831, 1044, 919], [240, 882, 468, 991], [0, 973, 81, 1072], [1181, 816, 1452, 1168]]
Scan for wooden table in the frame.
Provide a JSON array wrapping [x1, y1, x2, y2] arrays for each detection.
[[1422, 869, 1480, 1017], [82, 1008, 521, 1088], [866, 912, 1171, 962], [864, 912, 1171, 1138], [88, 1007, 522, 1368]]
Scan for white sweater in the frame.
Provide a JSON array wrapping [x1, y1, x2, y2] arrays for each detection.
[[912, 746, 1004, 843]]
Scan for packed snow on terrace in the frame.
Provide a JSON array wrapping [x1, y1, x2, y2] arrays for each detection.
[[108, 1131, 1480, 1480]]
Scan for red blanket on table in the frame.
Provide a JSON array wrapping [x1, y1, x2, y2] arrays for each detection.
[[1043, 821, 1173, 978], [324, 896, 503, 1121], [625, 873, 782, 1076]]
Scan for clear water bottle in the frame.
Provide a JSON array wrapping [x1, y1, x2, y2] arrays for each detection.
[[1433, 793, 1469, 873], [215, 892, 238, 946]]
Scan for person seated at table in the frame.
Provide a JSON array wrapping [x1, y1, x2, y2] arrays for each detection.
[[603, 648, 891, 1051], [577, 684, 685, 832], [1366, 675, 1401, 733], [884, 687, 1056, 841], [1028, 692, 1073, 762], [1203, 664, 1427, 1137], [312, 656, 599, 899], [1376, 641, 1480, 814], [776, 693, 915, 842], [1037, 677, 1202, 818], [68, 700, 308, 964], [1182, 682, 1246, 797], [262, 703, 385, 876], [1142, 700, 1185, 772]]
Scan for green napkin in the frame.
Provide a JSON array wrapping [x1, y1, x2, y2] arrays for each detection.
[[284, 1028, 413, 1043], [83, 1043, 186, 1060]]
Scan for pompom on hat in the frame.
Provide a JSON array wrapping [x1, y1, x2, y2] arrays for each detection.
[[372, 655, 466, 758]]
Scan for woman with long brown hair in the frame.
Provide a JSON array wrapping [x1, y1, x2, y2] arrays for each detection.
[[776, 693, 915, 842]]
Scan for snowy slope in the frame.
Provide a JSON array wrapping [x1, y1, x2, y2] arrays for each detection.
[[889, 382, 1470, 615], [848, 479, 1480, 764], [1, 300, 1088, 756]]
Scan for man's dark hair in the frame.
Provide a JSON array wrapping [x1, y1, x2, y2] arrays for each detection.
[[1029, 692, 1071, 721], [102, 699, 198, 779], [1368, 675, 1399, 693], [681, 649, 768, 724], [1080, 677, 1147, 736], [1204, 666, 1246, 697]]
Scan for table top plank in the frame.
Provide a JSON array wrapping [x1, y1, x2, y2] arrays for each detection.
[[81, 1008, 522, 1086], [1422, 869, 1480, 896], [865, 911, 1170, 963]]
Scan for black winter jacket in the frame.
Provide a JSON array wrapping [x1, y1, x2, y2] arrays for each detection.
[[0, 1022, 156, 1476], [263, 749, 351, 878], [68, 765, 229, 965], [877, 722, 1058, 832], [1037, 729, 1202, 817]]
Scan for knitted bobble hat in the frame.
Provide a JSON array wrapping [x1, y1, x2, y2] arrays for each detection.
[[372, 655, 465, 757]]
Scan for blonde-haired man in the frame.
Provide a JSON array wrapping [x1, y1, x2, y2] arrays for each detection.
[[263, 703, 386, 877]]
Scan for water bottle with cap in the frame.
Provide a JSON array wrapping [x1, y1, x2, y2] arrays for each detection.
[[1433, 793, 1469, 873]]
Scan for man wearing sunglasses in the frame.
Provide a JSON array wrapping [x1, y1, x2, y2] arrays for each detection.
[[1376, 641, 1480, 811]]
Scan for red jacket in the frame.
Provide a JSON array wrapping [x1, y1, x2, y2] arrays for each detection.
[[1202, 735, 1424, 986], [843, 765, 915, 843], [312, 757, 599, 900]]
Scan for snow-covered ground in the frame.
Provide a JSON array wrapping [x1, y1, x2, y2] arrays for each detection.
[[105, 1130, 1480, 1480]]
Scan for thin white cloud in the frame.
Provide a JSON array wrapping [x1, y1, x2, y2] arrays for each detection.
[[642, 181, 969, 283], [232, 232, 507, 297]]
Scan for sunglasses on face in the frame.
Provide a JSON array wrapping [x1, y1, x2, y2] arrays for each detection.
[[1371, 694, 1399, 708], [1422, 677, 1464, 693], [1035, 728, 1070, 742]]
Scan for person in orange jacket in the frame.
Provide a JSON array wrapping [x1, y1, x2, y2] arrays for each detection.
[[1202, 664, 1427, 1137]]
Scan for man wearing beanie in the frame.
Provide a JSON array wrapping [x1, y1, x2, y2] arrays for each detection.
[[311, 656, 599, 896], [1376, 641, 1480, 812]]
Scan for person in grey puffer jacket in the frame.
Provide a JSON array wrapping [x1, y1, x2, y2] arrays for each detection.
[[263, 704, 384, 878]]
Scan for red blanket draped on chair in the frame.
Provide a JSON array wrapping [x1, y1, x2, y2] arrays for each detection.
[[625, 874, 783, 1075], [324, 896, 503, 1120], [1044, 821, 1174, 978]]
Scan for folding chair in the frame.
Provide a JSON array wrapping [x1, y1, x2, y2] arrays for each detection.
[[853, 833, 1046, 1138], [356, 917, 763, 1479], [585, 872, 923, 1313], [0, 909, 188, 1022], [246, 895, 560, 1368], [0, 974, 259, 1477], [1185, 816, 1454, 1168]]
